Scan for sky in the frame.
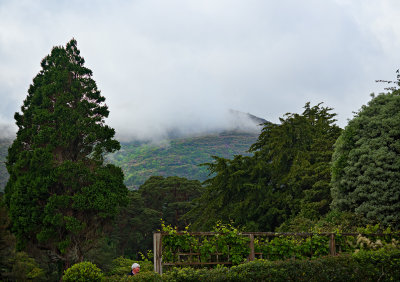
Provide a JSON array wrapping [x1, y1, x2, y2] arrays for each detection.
[[1, 0, 400, 141]]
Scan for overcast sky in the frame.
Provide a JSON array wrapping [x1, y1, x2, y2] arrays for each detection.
[[1, 0, 399, 141]]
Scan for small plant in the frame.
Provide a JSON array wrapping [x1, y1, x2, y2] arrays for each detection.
[[63, 261, 103, 282], [108, 257, 134, 276]]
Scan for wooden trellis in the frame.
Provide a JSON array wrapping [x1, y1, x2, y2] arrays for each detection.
[[153, 231, 398, 274]]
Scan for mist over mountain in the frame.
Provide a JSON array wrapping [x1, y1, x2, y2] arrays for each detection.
[[109, 110, 267, 189], [114, 108, 267, 143]]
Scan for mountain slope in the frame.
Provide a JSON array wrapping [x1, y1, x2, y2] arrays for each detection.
[[108, 130, 258, 189]]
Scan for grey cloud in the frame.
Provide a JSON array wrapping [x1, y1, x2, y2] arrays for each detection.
[[0, 0, 399, 142]]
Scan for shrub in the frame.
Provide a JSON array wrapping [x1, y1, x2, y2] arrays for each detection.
[[104, 271, 162, 282], [105, 256, 158, 281], [109, 256, 154, 274], [162, 267, 228, 282], [63, 261, 103, 282], [161, 249, 400, 281], [352, 248, 400, 281], [109, 257, 135, 276], [131, 271, 163, 281]]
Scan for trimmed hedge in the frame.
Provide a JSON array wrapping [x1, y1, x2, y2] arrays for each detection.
[[162, 249, 400, 281], [66, 249, 400, 281]]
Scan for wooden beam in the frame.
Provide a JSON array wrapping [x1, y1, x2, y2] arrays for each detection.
[[153, 232, 162, 274]]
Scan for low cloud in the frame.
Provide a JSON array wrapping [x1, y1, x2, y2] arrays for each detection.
[[1, 0, 399, 143], [0, 116, 16, 140], [114, 108, 264, 143]]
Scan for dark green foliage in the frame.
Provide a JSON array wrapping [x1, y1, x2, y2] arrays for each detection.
[[0, 194, 16, 280], [140, 176, 203, 229], [331, 91, 400, 228], [8, 252, 46, 281], [162, 267, 228, 282], [104, 271, 162, 282], [108, 131, 258, 189], [162, 249, 400, 281], [107, 256, 153, 276], [129, 271, 163, 281], [111, 190, 160, 258], [251, 102, 342, 222], [312, 210, 365, 233], [186, 154, 277, 231], [4, 39, 128, 269], [63, 261, 103, 282], [106, 176, 202, 259], [188, 103, 341, 231], [352, 248, 400, 280], [107, 256, 136, 276], [103, 257, 159, 281]]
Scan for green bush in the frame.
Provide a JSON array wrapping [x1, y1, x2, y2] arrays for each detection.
[[162, 267, 228, 282], [63, 261, 103, 282], [131, 271, 163, 281], [104, 271, 162, 282], [226, 257, 360, 282], [109, 257, 135, 276], [352, 248, 400, 281], [105, 256, 158, 281], [161, 249, 400, 281]]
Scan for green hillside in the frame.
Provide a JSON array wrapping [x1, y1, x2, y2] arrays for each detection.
[[108, 131, 258, 189], [0, 131, 258, 191]]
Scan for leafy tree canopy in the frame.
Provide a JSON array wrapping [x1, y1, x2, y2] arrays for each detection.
[[331, 89, 400, 228], [4, 39, 127, 269], [188, 103, 341, 231], [140, 176, 203, 229], [108, 190, 161, 260]]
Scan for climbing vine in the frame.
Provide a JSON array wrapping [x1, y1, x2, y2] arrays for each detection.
[[160, 222, 400, 265]]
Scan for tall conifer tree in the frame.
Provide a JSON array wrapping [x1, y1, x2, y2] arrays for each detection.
[[4, 39, 127, 268]]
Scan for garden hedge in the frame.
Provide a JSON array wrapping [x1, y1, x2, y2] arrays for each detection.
[[161, 249, 400, 282], [67, 249, 400, 281]]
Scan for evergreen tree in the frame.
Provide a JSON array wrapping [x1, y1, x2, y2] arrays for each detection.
[[110, 190, 160, 259], [0, 194, 16, 280], [331, 90, 400, 228], [4, 39, 127, 269], [140, 176, 203, 229], [252, 103, 342, 223], [188, 103, 341, 231]]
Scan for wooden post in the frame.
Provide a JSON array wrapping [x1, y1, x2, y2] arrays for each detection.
[[329, 233, 336, 256], [249, 234, 255, 261], [154, 232, 163, 274]]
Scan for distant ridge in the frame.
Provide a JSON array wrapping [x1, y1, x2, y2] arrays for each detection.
[[108, 130, 259, 190], [228, 109, 267, 125], [108, 111, 267, 189]]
